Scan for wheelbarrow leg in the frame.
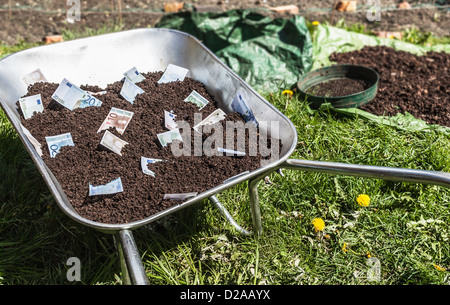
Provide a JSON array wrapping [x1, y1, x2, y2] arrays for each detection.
[[115, 229, 149, 285], [248, 170, 276, 236], [209, 195, 253, 236]]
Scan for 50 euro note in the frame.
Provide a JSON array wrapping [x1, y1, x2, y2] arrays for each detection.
[[89, 177, 124, 196], [98, 107, 134, 135], [52, 78, 102, 110], [100, 130, 129, 156]]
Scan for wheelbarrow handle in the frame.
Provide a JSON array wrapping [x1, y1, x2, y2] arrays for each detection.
[[248, 159, 450, 235], [282, 159, 450, 189]]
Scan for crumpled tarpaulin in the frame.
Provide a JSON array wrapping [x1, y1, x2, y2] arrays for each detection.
[[156, 9, 314, 93]]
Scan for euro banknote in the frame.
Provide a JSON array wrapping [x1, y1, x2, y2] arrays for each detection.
[[218, 147, 246, 157], [140, 157, 163, 177], [193, 109, 226, 133], [45, 132, 75, 158], [164, 110, 177, 130], [231, 90, 258, 126], [52, 78, 102, 110], [89, 177, 124, 196], [19, 94, 44, 119], [123, 66, 145, 83], [158, 64, 189, 84], [120, 78, 144, 104], [184, 90, 209, 110], [163, 193, 198, 201], [157, 129, 183, 147], [97, 107, 134, 135], [23, 69, 47, 87], [100, 130, 129, 156]]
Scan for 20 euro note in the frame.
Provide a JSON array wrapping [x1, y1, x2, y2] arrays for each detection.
[[52, 78, 102, 110], [140, 157, 163, 177], [123, 66, 145, 84], [100, 130, 129, 156], [157, 129, 183, 147], [158, 64, 189, 84], [98, 107, 134, 135], [45, 132, 75, 158], [19, 94, 44, 119], [184, 90, 209, 110], [89, 177, 124, 196], [120, 78, 144, 104]]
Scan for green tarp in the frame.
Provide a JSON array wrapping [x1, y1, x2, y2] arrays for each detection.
[[156, 9, 314, 93]]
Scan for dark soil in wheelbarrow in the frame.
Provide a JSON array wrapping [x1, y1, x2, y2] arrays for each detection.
[[18, 72, 278, 224], [329, 46, 450, 128]]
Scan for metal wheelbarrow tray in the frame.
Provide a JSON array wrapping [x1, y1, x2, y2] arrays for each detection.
[[1, 28, 450, 285]]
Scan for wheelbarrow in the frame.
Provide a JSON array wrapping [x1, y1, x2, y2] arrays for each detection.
[[1, 28, 449, 285]]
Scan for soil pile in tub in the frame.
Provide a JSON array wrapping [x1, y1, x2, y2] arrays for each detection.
[[306, 78, 371, 97], [329, 46, 450, 128], [17, 67, 279, 224]]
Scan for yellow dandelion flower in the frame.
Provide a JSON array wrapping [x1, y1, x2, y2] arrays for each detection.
[[342, 243, 348, 253], [312, 218, 325, 232], [366, 252, 371, 258], [312, 21, 320, 26], [434, 264, 446, 271], [282, 89, 293, 96], [357, 194, 371, 207]]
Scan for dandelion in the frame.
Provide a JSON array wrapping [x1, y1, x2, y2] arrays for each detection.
[[312, 21, 320, 26], [282, 89, 293, 97], [342, 243, 348, 253], [366, 252, 371, 258], [357, 194, 371, 207], [434, 264, 446, 271], [312, 218, 325, 232]]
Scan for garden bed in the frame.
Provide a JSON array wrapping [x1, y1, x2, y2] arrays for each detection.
[[18, 71, 270, 224], [329, 46, 450, 128]]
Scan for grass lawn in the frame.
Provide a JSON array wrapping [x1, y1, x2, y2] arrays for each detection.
[[0, 26, 449, 285]]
